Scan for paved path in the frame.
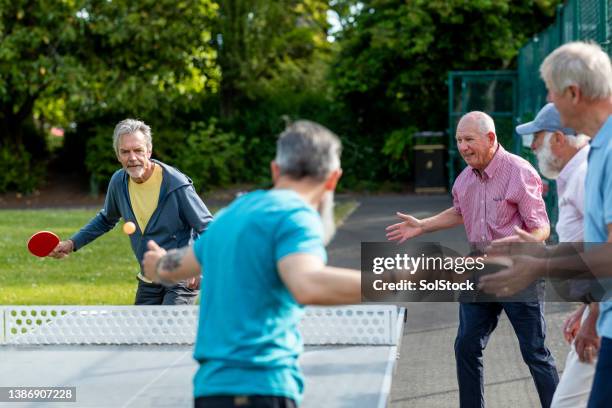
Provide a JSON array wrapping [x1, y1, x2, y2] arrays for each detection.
[[328, 194, 575, 408]]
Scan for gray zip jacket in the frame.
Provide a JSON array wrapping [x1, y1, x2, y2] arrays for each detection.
[[71, 160, 213, 274]]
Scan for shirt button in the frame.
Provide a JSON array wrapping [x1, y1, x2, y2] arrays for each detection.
[[481, 218, 484, 222], [482, 236, 485, 240], [481, 200, 484, 204]]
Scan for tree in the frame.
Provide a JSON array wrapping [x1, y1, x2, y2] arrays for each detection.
[[210, 0, 337, 184], [330, 0, 562, 137], [318, 0, 565, 185], [0, 0, 218, 148], [214, 0, 332, 118]]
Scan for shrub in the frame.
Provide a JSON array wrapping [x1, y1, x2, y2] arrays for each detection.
[[175, 119, 245, 192], [84, 126, 119, 193], [0, 144, 44, 194], [381, 127, 417, 181]]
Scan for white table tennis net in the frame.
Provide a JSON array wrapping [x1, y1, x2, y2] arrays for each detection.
[[0, 305, 401, 346]]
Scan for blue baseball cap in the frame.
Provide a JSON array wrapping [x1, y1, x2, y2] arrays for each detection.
[[515, 103, 576, 135]]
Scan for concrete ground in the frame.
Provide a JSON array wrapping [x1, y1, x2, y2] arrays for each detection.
[[328, 194, 575, 408]]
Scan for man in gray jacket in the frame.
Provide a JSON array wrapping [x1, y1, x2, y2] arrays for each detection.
[[50, 118, 213, 305]]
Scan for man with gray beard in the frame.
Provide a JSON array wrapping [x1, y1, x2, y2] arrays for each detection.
[[516, 103, 590, 242], [317, 189, 337, 245], [48, 118, 213, 305], [142, 120, 360, 408], [515, 103, 598, 408]]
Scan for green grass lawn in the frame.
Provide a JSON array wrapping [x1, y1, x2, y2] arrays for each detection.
[[0, 201, 358, 305]]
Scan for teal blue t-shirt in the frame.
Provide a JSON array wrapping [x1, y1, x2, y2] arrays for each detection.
[[584, 116, 612, 339], [192, 189, 326, 403]]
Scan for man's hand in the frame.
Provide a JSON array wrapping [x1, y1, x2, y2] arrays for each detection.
[[386, 212, 424, 243], [142, 240, 167, 283], [487, 226, 547, 258], [478, 255, 544, 296], [562, 304, 586, 343], [48, 240, 74, 259], [143, 243, 200, 286], [574, 310, 600, 363]]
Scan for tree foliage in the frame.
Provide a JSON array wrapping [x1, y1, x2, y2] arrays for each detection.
[[215, 0, 332, 117], [0, 0, 565, 193], [330, 0, 562, 136], [0, 0, 218, 147], [212, 0, 336, 182], [310, 0, 563, 185]]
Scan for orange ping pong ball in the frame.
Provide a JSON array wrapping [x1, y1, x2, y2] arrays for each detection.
[[123, 221, 136, 235]]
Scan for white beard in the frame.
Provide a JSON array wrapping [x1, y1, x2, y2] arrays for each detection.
[[318, 191, 336, 246], [126, 165, 145, 180], [535, 135, 563, 179]]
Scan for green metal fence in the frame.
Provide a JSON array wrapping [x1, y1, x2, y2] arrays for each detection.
[[447, 71, 518, 185], [517, 0, 609, 128], [515, 0, 611, 240]]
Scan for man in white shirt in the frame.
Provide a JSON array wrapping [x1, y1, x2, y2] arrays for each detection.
[[515, 103, 598, 408]]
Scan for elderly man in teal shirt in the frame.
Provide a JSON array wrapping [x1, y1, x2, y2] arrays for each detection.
[[142, 120, 361, 408]]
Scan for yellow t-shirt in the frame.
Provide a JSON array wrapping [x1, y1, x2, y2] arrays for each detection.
[[128, 163, 163, 234]]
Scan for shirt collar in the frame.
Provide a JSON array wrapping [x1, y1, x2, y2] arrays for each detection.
[[472, 143, 504, 179], [557, 144, 589, 188], [590, 115, 612, 149]]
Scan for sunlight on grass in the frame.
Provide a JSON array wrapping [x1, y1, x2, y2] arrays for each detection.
[[0, 200, 358, 305], [0, 209, 137, 304]]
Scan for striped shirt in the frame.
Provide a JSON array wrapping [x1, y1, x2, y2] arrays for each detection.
[[452, 144, 549, 243]]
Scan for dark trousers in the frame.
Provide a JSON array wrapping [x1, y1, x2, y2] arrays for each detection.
[[134, 279, 198, 305], [195, 395, 297, 408], [587, 336, 612, 408], [454, 302, 559, 408]]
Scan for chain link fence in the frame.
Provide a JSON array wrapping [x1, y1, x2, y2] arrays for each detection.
[[519, 0, 608, 127]]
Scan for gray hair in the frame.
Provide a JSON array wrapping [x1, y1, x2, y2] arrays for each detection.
[[458, 111, 496, 137], [113, 119, 152, 155], [275, 120, 342, 181], [564, 133, 590, 148], [540, 41, 612, 100]]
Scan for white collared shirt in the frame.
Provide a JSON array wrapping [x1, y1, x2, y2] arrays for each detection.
[[555, 145, 589, 242]]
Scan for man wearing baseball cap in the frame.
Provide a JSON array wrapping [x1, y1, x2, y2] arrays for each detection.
[[516, 103, 597, 408]]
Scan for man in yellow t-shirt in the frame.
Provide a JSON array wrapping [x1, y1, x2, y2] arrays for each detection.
[[50, 118, 213, 305]]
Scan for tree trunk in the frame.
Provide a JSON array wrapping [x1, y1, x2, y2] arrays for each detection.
[[0, 110, 25, 148], [218, 0, 249, 119]]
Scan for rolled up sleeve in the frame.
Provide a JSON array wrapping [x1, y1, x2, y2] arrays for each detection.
[[517, 170, 549, 231]]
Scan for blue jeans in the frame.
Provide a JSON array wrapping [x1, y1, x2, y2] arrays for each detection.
[[587, 336, 612, 408], [454, 302, 559, 408]]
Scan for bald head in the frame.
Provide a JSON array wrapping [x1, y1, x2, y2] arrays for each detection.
[[456, 111, 496, 137], [455, 111, 498, 171]]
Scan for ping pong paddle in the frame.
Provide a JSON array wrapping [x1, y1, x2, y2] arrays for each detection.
[[27, 231, 60, 257]]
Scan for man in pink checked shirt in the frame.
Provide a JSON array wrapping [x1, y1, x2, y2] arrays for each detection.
[[386, 111, 559, 408]]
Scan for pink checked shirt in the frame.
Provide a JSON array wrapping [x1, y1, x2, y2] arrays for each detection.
[[452, 144, 549, 243]]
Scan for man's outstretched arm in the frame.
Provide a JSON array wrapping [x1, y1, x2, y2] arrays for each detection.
[[386, 207, 463, 243], [278, 253, 361, 305], [479, 225, 612, 297]]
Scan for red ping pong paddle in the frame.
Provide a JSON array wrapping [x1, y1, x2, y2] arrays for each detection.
[[27, 231, 60, 257]]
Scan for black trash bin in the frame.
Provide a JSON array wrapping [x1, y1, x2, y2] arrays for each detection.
[[413, 131, 447, 193]]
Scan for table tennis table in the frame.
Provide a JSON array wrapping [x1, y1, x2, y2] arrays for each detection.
[[0, 305, 405, 408]]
